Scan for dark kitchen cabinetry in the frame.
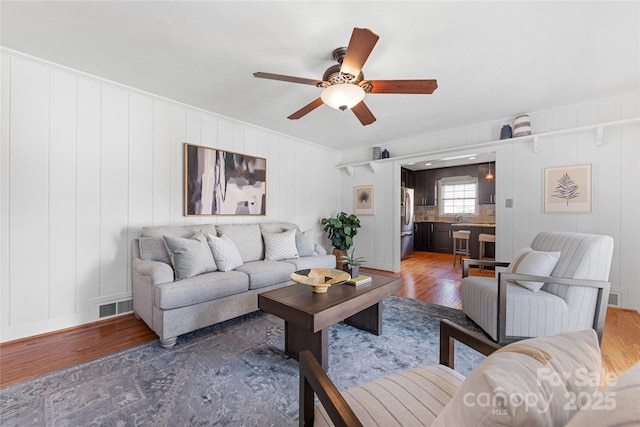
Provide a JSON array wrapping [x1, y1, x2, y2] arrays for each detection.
[[431, 222, 453, 253], [478, 163, 496, 204], [401, 167, 414, 188], [414, 170, 437, 206], [414, 222, 431, 251]]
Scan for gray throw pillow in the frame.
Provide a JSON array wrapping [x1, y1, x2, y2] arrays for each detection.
[[295, 229, 315, 257], [163, 234, 217, 280], [207, 234, 244, 272]]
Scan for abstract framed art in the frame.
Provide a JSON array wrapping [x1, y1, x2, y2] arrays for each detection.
[[354, 185, 374, 215], [184, 143, 266, 216], [543, 164, 592, 213]]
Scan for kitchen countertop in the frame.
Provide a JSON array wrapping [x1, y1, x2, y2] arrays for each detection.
[[415, 221, 495, 227]]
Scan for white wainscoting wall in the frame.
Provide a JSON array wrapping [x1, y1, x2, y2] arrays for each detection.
[[0, 50, 342, 341]]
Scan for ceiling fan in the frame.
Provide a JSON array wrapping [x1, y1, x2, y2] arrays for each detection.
[[253, 27, 438, 126]]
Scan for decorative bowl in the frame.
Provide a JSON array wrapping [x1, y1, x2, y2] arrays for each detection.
[[290, 268, 351, 293]]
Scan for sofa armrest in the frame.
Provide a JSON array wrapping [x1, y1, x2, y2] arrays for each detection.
[[439, 319, 501, 369], [314, 243, 327, 256], [462, 258, 511, 278], [132, 258, 175, 285]]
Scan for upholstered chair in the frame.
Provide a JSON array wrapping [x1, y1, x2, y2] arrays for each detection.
[[461, 231, 614, 344]]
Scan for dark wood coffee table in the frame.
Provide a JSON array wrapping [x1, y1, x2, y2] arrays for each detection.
[[258, 272, 401, 370]]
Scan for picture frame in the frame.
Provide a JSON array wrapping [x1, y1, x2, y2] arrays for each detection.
[[184, 143, 267, 216], [354, 185, 374, 215], [543, 164, 592, 213]]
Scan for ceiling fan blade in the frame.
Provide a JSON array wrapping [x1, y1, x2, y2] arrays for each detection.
[[253, 72, 323, 87], [340, 28, 380, 77], [367, 79, 438, 94], [351, 101, 376, 126], [288, 98, 324, 120]]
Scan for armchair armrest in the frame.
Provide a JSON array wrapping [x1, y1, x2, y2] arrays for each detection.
[[462, 258, 510, 278], [299, 320, 501, 427], [439, 319, 501, 369], [299, 350, 362, 427], [496, 272, 610, 344]]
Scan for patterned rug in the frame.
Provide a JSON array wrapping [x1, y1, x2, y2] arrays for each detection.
[[0, 296, 487, 426]]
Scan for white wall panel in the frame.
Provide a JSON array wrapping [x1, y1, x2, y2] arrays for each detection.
[[169, 105, 186, 226], [9, 58, 50, 325], [152, 99, 172, 226], [76, 78, 101, 312], [128, 93, 154, 289], [100, 86, 129, 297], [49, 70, 77, 317], [1, 55, 12, 330]]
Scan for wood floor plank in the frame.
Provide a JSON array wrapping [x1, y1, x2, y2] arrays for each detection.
[[1, 251, 638, 388]]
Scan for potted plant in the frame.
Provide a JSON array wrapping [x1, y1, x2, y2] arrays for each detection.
[[321, 212, 361, 269], [339, 247, 366, 278]]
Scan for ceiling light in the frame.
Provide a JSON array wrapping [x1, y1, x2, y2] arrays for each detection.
[[442, 154, 477, 161], [468, 157, 476, 160], [424, 162, 432, 166], [321, 83, 365, 111]]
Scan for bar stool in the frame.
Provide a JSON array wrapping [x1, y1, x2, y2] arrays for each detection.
[[452, 230, 471, 266], [479, 233, 496, 271]]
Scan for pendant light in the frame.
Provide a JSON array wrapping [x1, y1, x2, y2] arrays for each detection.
[[485, 163, 494, 180]]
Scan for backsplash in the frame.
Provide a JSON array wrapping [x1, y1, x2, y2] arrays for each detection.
[[414, 204, 496, 223]]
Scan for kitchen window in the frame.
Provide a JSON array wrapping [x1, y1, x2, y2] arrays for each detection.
[[439, 176, 478, 215]]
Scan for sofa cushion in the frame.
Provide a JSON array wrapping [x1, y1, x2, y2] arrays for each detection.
[[215, 224, 263, 262], [259, 222, 298, 234], [295, 229, 315, 257], [314, 364, 464, 427], [262, 230, 299, 261], [432, 329, 601, 427], [565, 362, 640, 427], [282, 255, 336, 271], [505, 246, 561, 291], [154, 270, 249, 310], [235, 260, 295, 290], [139, 236, 171, 264], [207, 234, 244, 272], [163, 234, 217, 280]]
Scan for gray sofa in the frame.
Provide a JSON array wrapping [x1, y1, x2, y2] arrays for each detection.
[[132, 222, 335, 348]]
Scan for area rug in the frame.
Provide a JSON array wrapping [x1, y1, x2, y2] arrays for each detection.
[[0, 296, 487, 426]]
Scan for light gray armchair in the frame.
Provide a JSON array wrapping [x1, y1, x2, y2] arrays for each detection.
[[461, 231, 613, 344]]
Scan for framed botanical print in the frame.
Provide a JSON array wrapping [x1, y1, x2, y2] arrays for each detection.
[[354, 185, 374, 215], [543, 164, 591, 213]]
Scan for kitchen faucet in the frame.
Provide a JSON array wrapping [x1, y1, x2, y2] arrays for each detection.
[[455, 215, 463, 222]]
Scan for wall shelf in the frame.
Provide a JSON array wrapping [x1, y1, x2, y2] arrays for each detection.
[[337, 117, 639, 173]]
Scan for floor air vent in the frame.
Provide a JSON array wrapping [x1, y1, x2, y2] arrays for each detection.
[[608, 292, 620, 306], [99, 299, 133, 318]]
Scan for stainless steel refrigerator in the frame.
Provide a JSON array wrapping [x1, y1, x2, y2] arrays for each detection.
[[401, 187, 414, 259]]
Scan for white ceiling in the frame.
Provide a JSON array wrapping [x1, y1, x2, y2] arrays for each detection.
[[1, 1, 638, 153]]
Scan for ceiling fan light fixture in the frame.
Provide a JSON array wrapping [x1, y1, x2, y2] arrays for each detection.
[[321, 83, 365, 111]]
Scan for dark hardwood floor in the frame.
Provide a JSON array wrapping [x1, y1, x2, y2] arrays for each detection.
[[1, 251, 638, 387]]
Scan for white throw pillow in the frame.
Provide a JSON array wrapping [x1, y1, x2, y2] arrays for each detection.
[[163, 234, 217, 280], [206, 234, 243, 272], [295, 229, 315, 257], [504, 246, 561, 291], [433, 329, 602, 427], [262, 230, 299, 261]]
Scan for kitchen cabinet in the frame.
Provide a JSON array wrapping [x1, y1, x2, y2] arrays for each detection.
[[401, 168, 413, 188], [414, 222, 431, 251], [414, 170, 437, 206], [478, 163, 496, 204], [431, 222, 453, 253]]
